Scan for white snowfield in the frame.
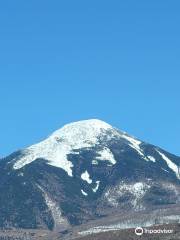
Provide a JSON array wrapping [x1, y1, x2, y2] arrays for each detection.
[[13, 119, 116, 176], [121, 134, 144, 157], [105, 182, 150, 209], [96, 147, 116, 165], [81, 171, 92, 184], [12, 119, 180, 180], [121, 134, 150, 161], [156, 150, 180, 179]]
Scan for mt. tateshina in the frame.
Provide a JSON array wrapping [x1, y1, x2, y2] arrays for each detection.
[[0, 119, 179, 239]]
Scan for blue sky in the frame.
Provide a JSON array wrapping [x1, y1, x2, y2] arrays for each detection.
[[0, 1, 180, 157]]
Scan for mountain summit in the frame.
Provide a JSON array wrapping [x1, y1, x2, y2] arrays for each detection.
[[0, 119, 179, 233], [13, 119, 118, 175]]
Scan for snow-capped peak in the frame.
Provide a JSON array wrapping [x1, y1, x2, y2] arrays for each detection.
[[50, 119, 113, 145], [13, 119, 116, 175], [12, 119, 180, 180]]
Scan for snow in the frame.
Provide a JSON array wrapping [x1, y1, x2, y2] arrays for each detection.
[[17, 172, 24, 177], [79, 227, 119, 235], [121, 134, 144, 156], [96, 147, 116, 165], [121, 134, 157, 162], [81, 171, 92, 184], [161, 168, 169, 173], [132, 182, 147, 198], [78, 214, 180, 236], [92, 160, 98, 165], [105, 182, 150, 209], [92, 181, 100, 192], [156, 150, 180, 179], [51, 119, 112, 147], [13, 119, 114, 176], [147, 155, 156, 162], [14, 141, 74, 177], [37, 185, 68, 228], [81, 189, 88, 196], [12, 118, 179, 181], [162, 182, 179, 196], [78, 221, 151, 236]]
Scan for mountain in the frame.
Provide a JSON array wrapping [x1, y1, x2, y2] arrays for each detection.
[[0, 119, 179, 237]]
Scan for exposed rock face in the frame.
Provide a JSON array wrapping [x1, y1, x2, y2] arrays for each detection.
[[0, 119, 179, 230]]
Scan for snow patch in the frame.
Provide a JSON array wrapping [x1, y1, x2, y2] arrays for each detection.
[[37, 185, 68, 228], [92, 181, 100, 192], [81, 189, 88, 196], [96, 148, 116, 165], [78, 214, 180, 236], [92, 160, 98, 165], [105, 182, 150, 210], [147, 155, 156, 162], [13, 119, 115, 176], [161, 183, 179, 196], [17, 172, 24, 177], [156, 150, 180, 179], [81, 171, 92, 184], [13, 138, 74, 176], [121, 134, 143, 156], [161, 168, 169, 173], [121, 134, 148, 161]]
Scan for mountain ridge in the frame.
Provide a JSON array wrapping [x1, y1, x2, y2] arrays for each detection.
[[0, 119, 179, 233]]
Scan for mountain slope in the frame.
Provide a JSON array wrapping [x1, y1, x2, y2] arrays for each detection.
[[0, 119, 179, 231]]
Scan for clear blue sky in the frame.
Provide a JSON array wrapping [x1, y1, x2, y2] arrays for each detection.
[[0, 1, 180, 157]]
